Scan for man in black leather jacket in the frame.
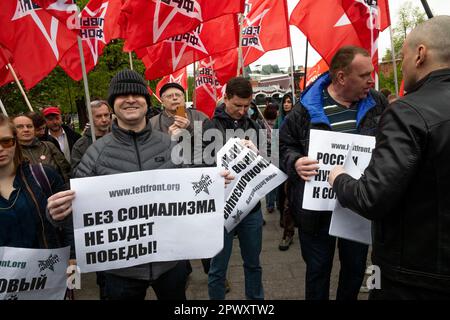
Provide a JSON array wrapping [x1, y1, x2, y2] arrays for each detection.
[[329, 16, 450, 299]]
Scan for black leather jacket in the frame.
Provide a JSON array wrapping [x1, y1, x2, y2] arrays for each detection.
[[333, 69, 450, 293]]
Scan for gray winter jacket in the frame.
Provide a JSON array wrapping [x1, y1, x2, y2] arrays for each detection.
[[75, 120, 180, 280]]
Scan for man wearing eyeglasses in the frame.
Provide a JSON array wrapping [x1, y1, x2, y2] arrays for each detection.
[[150, 83, 208, 137], [150, 82, 209, 165]]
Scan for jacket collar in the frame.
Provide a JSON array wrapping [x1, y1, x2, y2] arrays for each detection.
[[111, 119, 152, 144], [300, 72, 377, 128], [405, 68, 450, 95]]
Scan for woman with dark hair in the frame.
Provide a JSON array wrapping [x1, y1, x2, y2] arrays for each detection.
[[274, 93, 296, 251], [263, 103, 278, 213], [274, 93, 293, 129], [0, 114, 73, 251]]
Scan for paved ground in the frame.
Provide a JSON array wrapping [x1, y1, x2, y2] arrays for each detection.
[[75, 204, 370, 300]]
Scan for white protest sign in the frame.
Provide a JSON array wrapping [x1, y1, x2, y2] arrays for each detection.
[[329, 147, 372, 245], [71, 167, 224, 273], [217, 138, 287, 232], [0, 246, 70, 300], [303, 129, 375, 211]]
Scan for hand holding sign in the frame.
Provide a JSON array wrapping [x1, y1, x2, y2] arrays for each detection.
[[220, 169, 235, 187], [240, 138, 258, 154], [328, 165, 346, 186], [47, 190, 75, 221], [295, 156, 319, 181]]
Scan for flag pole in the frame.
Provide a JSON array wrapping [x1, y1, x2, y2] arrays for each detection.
[[368, 5, 380, 90], [420, 0, 434, 18], [6, 63, 33, 112], [186, 66, 190, 103], [148, 80, 163, 104], [0, 98, 7, 116], [303, 38, 309, 90], [77, 36, 96, 143], [389, 26, 399, 96], [288, 46, 296, 105], [192, 62, 197, 106], [238, 14, 245, 77], [128, 52, 134, 70]]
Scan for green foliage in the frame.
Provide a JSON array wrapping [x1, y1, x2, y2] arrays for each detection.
[[382, 1, 426, 61], [379, 63, 402, 95]]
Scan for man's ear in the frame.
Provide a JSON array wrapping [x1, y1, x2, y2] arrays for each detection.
[[336, 70, 346, 85], [416, 44, 427, 67]]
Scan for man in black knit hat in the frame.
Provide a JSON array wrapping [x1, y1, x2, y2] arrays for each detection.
[[74, 69, 189, 300]]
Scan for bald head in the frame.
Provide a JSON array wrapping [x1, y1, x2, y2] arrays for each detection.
[[402, 16, 450, 92], [407, 15, 450, 65]]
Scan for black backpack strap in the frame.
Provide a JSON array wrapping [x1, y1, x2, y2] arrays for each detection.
[[29, 163, 52, 198]]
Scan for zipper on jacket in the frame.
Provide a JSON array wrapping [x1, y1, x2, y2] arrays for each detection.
[[130, 131, 152, 279], [131, 132, 143, 170]]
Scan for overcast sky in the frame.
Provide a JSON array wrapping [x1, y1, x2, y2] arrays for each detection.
[[251, 0, 450, 69]]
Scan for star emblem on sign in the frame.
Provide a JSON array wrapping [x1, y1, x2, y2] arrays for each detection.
[[81, 1, 109, 64], [232, 209, 243, 223], [153, 0, 203, 43], [242, 8, 270, 61], [164, 25, 208, 71]]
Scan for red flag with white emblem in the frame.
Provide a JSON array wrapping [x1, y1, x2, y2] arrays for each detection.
[[195, 57, 224, 118], [59, 0, 123, 80], [242, 0, 291, 66], [290, 0, 390, 72], [0, 0, 78, 89], [155, 67, 188, 100], [135, 14, 239, 80], [32, 0, 80, 30], [121, 0, 245, 51]]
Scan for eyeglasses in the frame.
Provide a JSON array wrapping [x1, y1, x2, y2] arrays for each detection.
[[162, 92, 184, 99], [0, 137, 16, 149]]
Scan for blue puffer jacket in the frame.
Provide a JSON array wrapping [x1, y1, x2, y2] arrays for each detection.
[[279, 72, 388, 234]]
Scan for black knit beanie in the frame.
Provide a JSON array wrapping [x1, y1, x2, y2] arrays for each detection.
[[159, 82, 185, 98], [108, 69, 152, 109]]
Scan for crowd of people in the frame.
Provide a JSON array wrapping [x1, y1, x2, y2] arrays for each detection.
[[1, 16, 450, 300]]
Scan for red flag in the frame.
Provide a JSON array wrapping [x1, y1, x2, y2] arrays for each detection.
[[32, 0, 80, 30], [155, 67, 188, 100], [136, 14, 239, 80], [339, 0, 390, 72], [299, 58, 329, 91], [0, 0, 78, 89], [195, 57, 223, 118], [242, 0, 291, 66], [121, 0, 245, 51], [379, 0, 391, 31], [0, 47, 15, 87], [209, 49, 239, 85], [59, 0, 123, 80], [290, 0, 390, 72]]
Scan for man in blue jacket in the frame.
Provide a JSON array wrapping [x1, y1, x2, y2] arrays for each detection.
[[280, 46, 388, 300]]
